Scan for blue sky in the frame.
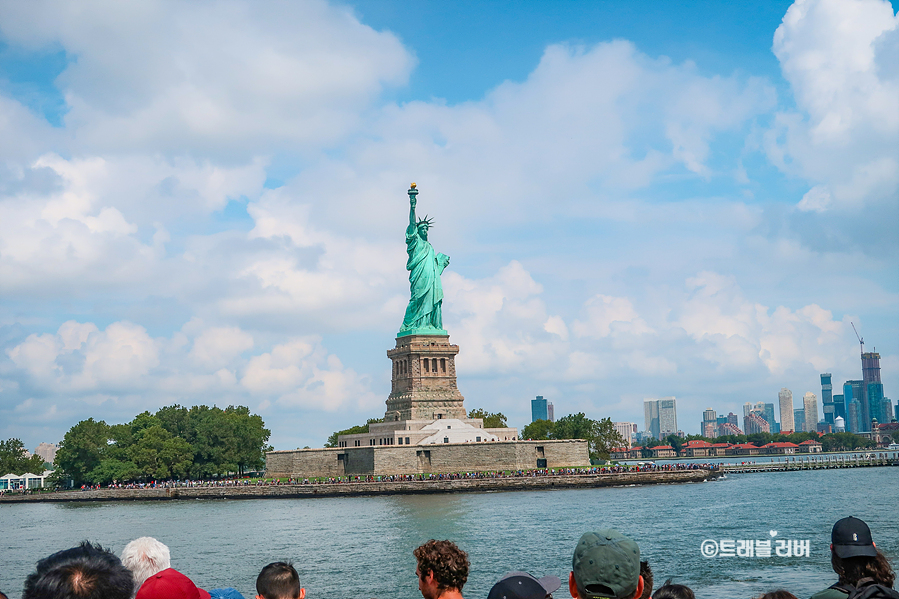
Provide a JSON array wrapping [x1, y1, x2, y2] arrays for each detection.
[[0, 0, 897, 452]]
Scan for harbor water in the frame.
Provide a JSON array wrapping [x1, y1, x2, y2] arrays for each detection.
[[1, 467, 896, 599]]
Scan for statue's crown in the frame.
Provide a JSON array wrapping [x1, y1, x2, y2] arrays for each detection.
[[417, 215, 434, 227]]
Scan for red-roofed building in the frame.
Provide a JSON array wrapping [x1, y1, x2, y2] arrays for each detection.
[[610, 447, 642, 460], [682, 440, 713, 457], [709, 442, 732, 456], [761, 442, 799, 455], [725, 443, 761, 456], [651, 445, 677, 458], [798, 439, 823, 453]]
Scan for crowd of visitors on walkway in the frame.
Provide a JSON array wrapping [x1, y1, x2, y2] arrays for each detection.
[[4, 516, 895, 599], [0, 463, 723, 495]]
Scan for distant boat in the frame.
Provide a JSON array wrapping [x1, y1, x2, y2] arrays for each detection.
[[888, 443, 899, 450]]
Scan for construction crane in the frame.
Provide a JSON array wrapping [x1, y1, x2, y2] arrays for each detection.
[[851, 322, 864, 354]]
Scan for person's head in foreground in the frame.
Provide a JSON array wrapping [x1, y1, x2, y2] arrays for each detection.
[[830, 517, 895, 588], [120, 537, 171, 594], [414, 539, 470, 599], [650, 580, 694, 599], [756, 592, 798, 599], [488, 571, 562, 599], [569, 530, 643, 599], [135, 568, 211, 599], [23, 541, 134, 599], [256, 562, 305, 599]]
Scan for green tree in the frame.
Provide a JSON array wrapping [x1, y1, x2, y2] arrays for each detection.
[[54, 418, 112, 486], [155, 404, 191, 439], [187, 406, 239, 478], [324, 418, 384, 448], [53, 404, 270, 484], [592, 418, 626, 461], [551, 413, 624, 461], [520, 419, 555, 440], [665, 434, 684, 455], [820, 432, 873, 451], [467, 408, 508, 429], [0, 438, 46, 475], [224, 405, 271, 475], [130, 425, 194, 480]]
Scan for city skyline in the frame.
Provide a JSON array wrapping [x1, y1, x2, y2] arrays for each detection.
[[1, 0, 897, 451]]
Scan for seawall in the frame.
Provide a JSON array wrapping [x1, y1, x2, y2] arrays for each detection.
[[0, 469, 719, 503]]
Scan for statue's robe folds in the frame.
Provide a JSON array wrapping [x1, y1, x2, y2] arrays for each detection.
[[400, 225, 449, 333]]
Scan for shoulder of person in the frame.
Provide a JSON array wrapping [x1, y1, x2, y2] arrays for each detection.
[[810, 586, 850, 599]]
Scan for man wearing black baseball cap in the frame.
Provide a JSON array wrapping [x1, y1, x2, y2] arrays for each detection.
[[568, 530, 644, 599], [810, 517, 896, 599], [488, 572, 562, 599]]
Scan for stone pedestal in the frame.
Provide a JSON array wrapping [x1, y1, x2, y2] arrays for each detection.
[[385, 334, 466, 422]]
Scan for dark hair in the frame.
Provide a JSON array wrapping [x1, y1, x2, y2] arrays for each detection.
[[756, 591, 798, 599], [1, 590, 8, 599], [652, 580, 694, 599], [414, 540, 469, 592], [23, 541, 133, 599], [832, 549, 896, 588], [639, 561, 653, 599], [256, 562, 301, 599]]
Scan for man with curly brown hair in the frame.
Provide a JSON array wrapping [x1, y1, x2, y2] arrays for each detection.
[[414, 540, 469, 599]]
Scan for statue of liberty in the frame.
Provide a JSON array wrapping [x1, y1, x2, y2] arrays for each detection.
[[399, 183, 450, 336]]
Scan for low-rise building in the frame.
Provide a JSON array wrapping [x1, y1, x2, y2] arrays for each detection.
[[797, 439, 823, 453], [709, 442, 732, 456], [610, 447, 642, 460], [682, 440, 713, 457], [725, 443, 761, 456], [0, 470, 53, 490], [650, 445, 676, 458], [761, 442, 798, 455]]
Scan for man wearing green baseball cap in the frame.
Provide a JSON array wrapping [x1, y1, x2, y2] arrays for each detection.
[[569, 530, 644, 599]]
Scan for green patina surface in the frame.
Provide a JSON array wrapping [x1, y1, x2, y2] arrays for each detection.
[[398, 185, 450, 337]]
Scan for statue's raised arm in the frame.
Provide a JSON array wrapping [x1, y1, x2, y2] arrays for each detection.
[[398, 183, 449, 337], [408, 187, 418, 233]]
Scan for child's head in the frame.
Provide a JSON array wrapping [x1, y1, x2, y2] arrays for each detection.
[[255, 562, 304, 599]]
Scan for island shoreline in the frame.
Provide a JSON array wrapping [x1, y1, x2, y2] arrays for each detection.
[[0, 469, 721, 503]]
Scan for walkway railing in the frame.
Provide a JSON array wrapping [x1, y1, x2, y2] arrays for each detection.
[[722, 451, 899, 473]]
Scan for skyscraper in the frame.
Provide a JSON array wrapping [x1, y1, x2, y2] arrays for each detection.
[[702, 408, 717, 438], [744, 412, 770, 434], [531, 396, 548, 422], [821, 373, 834, 425], [743, 402, 753, 418], [847, 402, 860, 434], [867, 382, 885, 425], [659, 398, 678, 438], [613, 422, 636, 447], [845, 380, 866, 432], [862, 352, 889, 431], [644, 399, 659, 440], [546, 402, 554, 422], [803, 392, 818, 432], [644, 397, 678, 440], [779, 388, 794, 433], [793, 409, 805, 433], [754, 402, 778, 434], [833, 394, 846, 422]]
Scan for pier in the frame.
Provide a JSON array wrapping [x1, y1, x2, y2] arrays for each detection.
[[723, 451, 899, 473]]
